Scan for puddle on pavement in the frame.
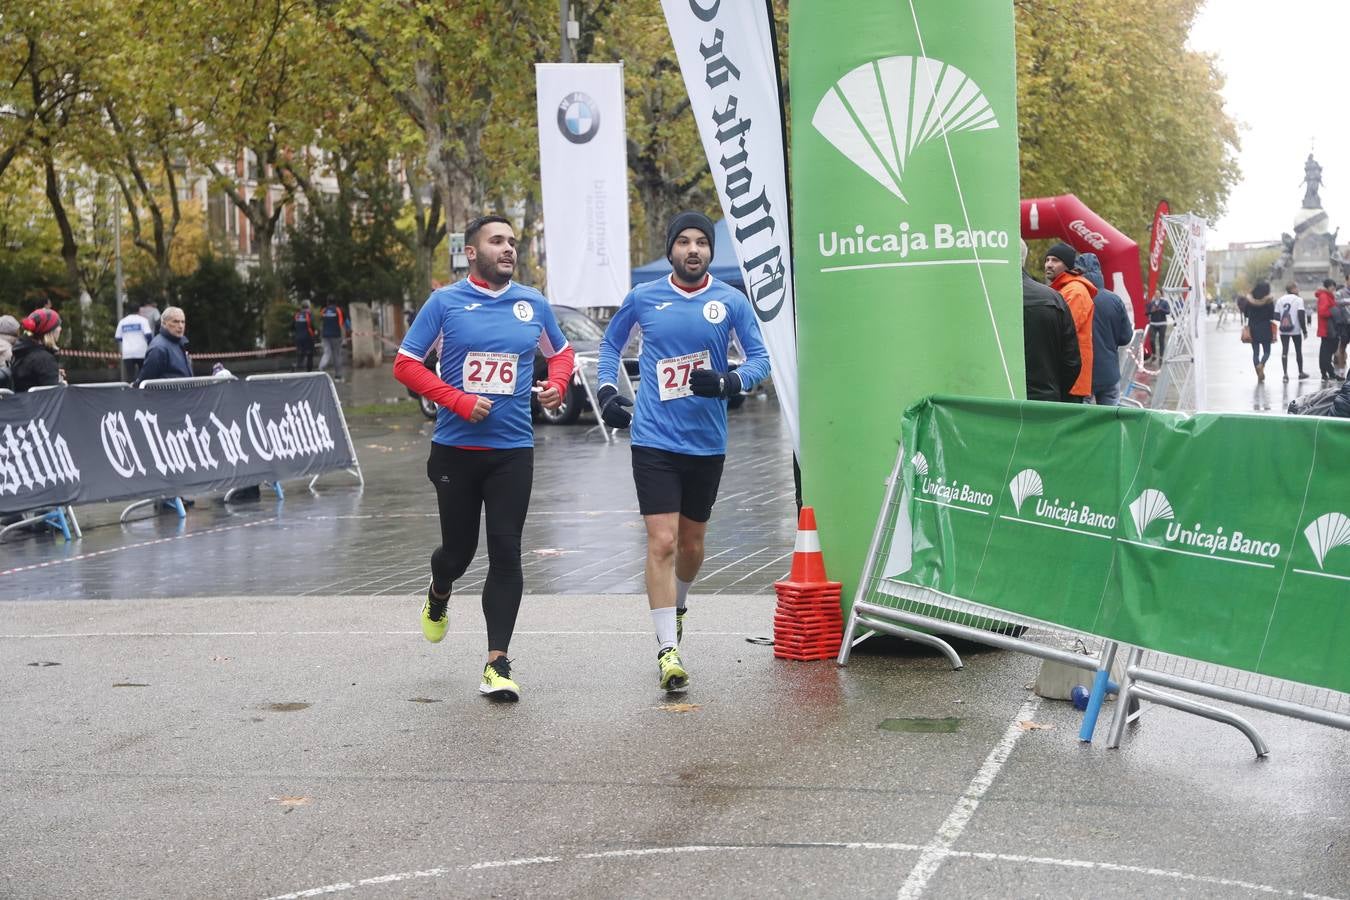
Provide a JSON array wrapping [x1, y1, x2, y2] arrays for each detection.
[[878, 717, 961, 733], [406, 697, 442, 704], [264, 702, 311, 712], [112, 683, 149, 688], [27, 661, 60, 667]]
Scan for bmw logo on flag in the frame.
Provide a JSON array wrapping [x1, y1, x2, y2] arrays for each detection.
[[557, 92, 600, 144]]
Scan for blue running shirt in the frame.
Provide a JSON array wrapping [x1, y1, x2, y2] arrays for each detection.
[[598, 275, 771, 456], [400, 279, 569, 449]]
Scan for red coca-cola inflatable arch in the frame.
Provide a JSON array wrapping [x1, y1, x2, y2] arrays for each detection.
[[1021, 194, 1144, 324]]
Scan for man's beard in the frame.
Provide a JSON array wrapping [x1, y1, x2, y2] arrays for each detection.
[[474, 255, 512, 285], [672, 256, 707, 283]]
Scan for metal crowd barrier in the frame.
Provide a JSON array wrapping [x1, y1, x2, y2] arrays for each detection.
[[246, 371, 363, 490], [839, 444, 1350, 759], [123, 377, 233, 521], [572, 351, 635, 444], [1116, 329, 1154, 409], [0, 383, 89, 541]]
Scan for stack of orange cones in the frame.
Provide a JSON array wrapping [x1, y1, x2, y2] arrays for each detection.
[[772, 507, 843, 661]]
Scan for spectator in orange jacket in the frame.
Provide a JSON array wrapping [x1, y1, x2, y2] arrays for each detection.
[[1044, 243, 1096, 402]]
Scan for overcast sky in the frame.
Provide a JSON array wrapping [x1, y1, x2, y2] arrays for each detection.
[[1188, 1, 1350, 247]]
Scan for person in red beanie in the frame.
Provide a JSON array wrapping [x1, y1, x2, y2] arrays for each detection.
[[10, 308, 64, 392]]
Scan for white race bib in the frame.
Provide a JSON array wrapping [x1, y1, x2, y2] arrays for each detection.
[[657, 350, 710, 401], [462, 351, 519, 396]]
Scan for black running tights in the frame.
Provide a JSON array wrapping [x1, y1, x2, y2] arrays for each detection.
[[1279, 333, 1303, 374], [426, 444, 533, 653]]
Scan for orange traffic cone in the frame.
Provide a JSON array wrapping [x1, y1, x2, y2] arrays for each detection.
[[785, 506, 828, 583], [773, 506, 844, 661]]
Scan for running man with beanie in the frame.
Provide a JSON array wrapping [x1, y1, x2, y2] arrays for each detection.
[[596, 211, 771, 693], [393, 214, 575, 701]]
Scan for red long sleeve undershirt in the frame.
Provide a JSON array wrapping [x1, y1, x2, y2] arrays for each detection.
[[393, 346, 576, 422]]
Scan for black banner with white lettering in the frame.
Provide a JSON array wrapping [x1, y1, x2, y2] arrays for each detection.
[[0, 376, 358, 514]]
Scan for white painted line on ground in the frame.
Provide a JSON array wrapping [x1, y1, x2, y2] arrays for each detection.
[[261, 841, 1341, 900], [700, 547, 769, 580], [721, 551, 795, 589], [0, 518, 278, 577], [896, 693, 1041, 900]]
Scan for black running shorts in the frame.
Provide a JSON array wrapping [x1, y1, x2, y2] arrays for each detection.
[[630, 446, 726, 522]]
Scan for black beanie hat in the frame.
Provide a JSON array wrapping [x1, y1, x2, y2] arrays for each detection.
[[666, 211, 715, 261], [1045, 242, 1077, 269]]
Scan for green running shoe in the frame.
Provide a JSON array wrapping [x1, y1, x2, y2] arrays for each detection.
[[676, 607, 687, 645], [479, 657, 520, 701], [657, 646, 688, 692], [421, 582, 448, 643]]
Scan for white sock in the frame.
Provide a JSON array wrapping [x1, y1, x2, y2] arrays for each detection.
[[651, 606, 678, 651], [675, 577, 693, 611]]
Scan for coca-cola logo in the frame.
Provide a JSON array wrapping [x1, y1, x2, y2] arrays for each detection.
[[1069, 219, 1108, 250], [1149, 226, 1166, 273]]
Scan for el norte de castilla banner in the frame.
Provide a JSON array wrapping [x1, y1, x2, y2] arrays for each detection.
[[0, 377, 357, 515], [661, 0, 799, 454], [790, 1, 1023, 596]]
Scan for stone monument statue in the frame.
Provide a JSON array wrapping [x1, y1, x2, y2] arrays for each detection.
[[1272, 153, 1340, 292], [1301, 153, 1324, 209]]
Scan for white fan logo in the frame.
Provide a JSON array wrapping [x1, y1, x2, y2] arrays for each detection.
[[1008, 468, 1044, 515], [812, 55, 999, 203], [1128, 489, 1175, 537], [1304, 512, 1350, 570], [911, 451, 929, 477]]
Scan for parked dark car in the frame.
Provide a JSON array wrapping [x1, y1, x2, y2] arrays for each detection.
[[532, 305, 608, 425], [412, 348, 438, 420]]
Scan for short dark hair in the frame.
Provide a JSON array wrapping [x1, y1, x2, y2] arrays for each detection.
[[465, 215, 513, 247], [1252, 280, 1271, 300], [1324, 278, 1337, 289]]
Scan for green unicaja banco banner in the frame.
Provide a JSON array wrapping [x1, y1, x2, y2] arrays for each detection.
[[790, 1, 1024, 604], [880, 397, 1350, 695]]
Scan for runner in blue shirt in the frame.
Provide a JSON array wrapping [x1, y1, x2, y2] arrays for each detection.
[[394, 215, 575, 701], [596, 211, 771, 692]]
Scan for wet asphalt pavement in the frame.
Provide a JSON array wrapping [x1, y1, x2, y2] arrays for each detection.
[[3, 318, 1349, 899]]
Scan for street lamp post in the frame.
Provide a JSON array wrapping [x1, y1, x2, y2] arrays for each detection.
[[560, 1, 578, 63], [114, 189, 125, 313]]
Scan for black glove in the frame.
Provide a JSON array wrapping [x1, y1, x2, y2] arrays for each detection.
[[689, 368, 743, 399], [597, 384, 633, 428]]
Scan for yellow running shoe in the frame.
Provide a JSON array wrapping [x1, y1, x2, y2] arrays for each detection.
[[479, 657, 520, 702], [421, 583, 448, 643], [657, 646, 688, 692]]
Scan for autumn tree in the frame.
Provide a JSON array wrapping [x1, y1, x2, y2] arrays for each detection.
[[1015, 0, 1239, 250], [0, 1, 110, 298], [325, 0, 555, 294]]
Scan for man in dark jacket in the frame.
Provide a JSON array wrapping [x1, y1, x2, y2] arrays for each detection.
[[138, 306, 192, 381], [1021, 242, 1081, 402], [293, 300, 317, 372], [1077, 252, 1135, 405], [318, 301, 349, 381]]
